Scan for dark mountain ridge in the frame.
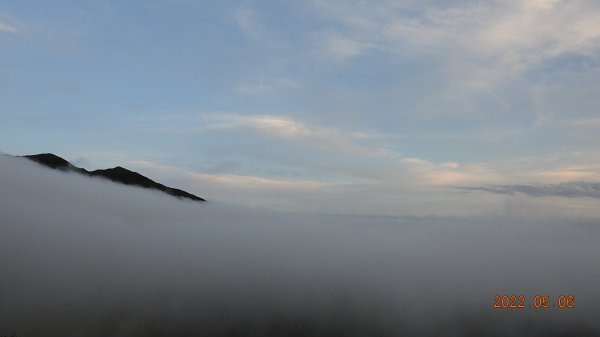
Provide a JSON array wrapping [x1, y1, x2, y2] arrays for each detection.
[[22, 153, 205, 202]]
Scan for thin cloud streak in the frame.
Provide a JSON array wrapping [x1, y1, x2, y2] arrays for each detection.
[[461, 181, 600, 199], [186, 171, 343, 190], [196, 113, 394, 155]]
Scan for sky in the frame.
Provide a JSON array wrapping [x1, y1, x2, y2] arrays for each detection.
[[1, 0, 600, 215], [2, 3, 600, 334]]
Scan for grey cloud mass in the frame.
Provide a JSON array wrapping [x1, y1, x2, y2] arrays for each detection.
[[1, 155, 600, 336], [461, 182, 600, 199]]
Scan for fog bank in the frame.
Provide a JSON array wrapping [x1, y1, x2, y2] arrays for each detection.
[[1, 155, 599, 336]]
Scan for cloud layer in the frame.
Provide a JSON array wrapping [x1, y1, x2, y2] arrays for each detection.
[[2, 156, 600, 336]]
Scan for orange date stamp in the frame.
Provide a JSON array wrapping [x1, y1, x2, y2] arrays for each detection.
[[493, 295, 575, 309]]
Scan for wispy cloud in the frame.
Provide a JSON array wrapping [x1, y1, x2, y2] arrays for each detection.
[[462, 181, 600, 199], [0, 21, 17, 33], [397, 157, 501, 186], [199, 113, 390, 155], [311, 0, 600, 82], [233, 5, 261, 39], [320, 34, 365, 60], [187, 171, 340, 190], [146, 113, 509, 188], [233, 4, 277, 45]]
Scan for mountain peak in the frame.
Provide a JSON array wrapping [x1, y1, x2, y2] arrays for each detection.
[[21, 153, 206, 202], [24, 153, 72, 170]]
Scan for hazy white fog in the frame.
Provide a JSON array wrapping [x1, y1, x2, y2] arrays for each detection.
[[1, 155, 599, 336]]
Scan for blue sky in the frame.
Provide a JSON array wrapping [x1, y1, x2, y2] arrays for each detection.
[[2, 0, 600, 215]]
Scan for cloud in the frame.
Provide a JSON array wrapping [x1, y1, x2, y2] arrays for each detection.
[[233, 5, 261, 39], [203, 114, 318, 137], [0, 21, 16, 33], [311, 0, 600, 82], [233, 4, 277, 46], [462, 181, 600, 199], [2, 155, 600, 336], [187, 171, 339, 190], [392, 157, 502, 186], [198, 113, 389, 155], [320, 34, 365, 60], [144, 113, 548, 192], [116, 149, 600, 217], [195, 114, 505, 186], [138, 110, 600, 211]]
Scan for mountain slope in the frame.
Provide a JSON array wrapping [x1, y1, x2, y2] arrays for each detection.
[[22, 153, 205, 202], [24, 153, 87, 173]]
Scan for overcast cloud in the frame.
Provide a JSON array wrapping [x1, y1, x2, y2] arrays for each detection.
[[2, 156, 600, 336]]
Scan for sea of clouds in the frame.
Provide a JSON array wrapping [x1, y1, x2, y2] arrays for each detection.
[[1, 155, 599, 336]]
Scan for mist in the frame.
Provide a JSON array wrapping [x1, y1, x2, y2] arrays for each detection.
[[1, 155, 599, 336]]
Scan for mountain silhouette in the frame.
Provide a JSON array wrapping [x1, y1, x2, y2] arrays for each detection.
[[23, 153, 206, 202]]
